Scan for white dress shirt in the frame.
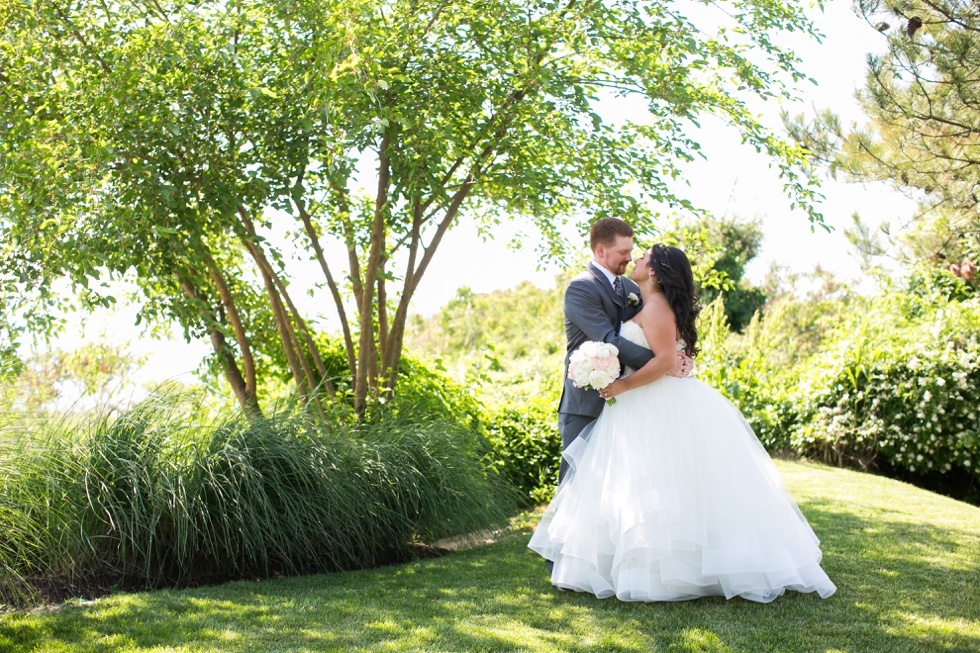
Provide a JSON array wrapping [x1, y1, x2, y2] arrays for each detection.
[[592, 261, 618, 290]]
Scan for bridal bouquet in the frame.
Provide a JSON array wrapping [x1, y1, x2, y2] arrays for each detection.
[[568, 341, 622, 404]]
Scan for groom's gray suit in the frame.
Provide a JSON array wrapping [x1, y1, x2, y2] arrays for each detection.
[[557, 263, 655, 481]]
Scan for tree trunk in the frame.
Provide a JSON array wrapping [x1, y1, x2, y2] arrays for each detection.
[[294, 196, 357, 380], [235, 207, 317, 409], [180, 276, 261, 417], [354, 131, 391, 416], [381, 198, 422, 391], [236, 208, 335, 398], [201, 249, 258, 402]]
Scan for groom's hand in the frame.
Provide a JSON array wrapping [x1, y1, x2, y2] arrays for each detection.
[[667, 352, 694, 378]]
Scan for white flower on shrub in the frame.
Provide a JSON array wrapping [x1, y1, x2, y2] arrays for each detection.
[[936, 377, 946, 387]]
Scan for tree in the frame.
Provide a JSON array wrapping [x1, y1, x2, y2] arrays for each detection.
[[785, 0, 980, 265], [687, 217, 767, 332], [1, 0, 821, 417], [0, 343, 146, 417]]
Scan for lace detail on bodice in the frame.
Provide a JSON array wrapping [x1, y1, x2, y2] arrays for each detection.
[[620, 321, 686, 377]]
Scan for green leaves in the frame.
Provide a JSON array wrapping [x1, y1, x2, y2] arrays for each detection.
[[1, 0, 823, 413], [790, 1, 980, 262]]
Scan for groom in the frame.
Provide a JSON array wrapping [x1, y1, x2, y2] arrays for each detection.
[[558, 218, 691, 481]]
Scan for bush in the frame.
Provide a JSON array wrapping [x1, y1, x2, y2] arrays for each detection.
[[485, 398, 561, 506], [0, 388, 513, 607], [789, 290, 980, 501], [696, 298, 809, 451], [695, 272, 979, 504], [314, 337, 486, 429]]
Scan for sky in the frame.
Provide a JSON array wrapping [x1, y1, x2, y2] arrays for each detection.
[[36, 0, 921, 388]]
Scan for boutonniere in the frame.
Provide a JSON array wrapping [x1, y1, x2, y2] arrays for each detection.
[[627, 292, 639, 307]]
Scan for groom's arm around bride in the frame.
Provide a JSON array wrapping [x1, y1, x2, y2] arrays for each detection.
[[556, 218, 653, 482]]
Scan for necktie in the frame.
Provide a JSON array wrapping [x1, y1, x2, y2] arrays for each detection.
[[613, 276, 625, 303]]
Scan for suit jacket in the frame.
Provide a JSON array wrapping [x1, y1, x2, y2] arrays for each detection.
[[558, 263, 655, 419]]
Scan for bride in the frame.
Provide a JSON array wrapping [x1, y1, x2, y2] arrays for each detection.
[[528, 244, 836, 603]]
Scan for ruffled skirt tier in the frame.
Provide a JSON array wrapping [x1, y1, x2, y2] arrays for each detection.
[[529, 377, 836, 603]]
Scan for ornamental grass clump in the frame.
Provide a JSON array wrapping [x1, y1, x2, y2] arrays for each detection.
[[0, 388, 512, 607]]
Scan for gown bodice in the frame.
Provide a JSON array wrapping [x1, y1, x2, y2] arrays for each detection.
[[620, 321, 686, 376], [620, 320, 686, 352]]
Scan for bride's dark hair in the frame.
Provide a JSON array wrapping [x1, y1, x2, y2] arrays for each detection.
[[649, 244, 700, 358]]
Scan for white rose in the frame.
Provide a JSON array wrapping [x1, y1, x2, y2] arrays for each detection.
[[597, 343, 619, 358], [588, 370, 613, 389]]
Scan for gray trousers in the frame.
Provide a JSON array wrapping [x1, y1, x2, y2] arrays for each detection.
[[557, 413, 598, 483]]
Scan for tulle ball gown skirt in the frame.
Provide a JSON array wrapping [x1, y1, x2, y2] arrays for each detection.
[[529, 376, 836, 603]]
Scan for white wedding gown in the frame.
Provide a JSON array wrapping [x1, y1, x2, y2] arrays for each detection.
[[529, 321, 836, 603]]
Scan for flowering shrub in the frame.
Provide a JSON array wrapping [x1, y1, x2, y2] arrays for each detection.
[[697, 271, 978, 503], [789, 289, 980, 497]]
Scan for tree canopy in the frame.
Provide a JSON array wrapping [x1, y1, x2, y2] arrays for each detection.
[[786, 0, 979, 267], [688, 217, 767, 332], [1, 0, 822, 415]]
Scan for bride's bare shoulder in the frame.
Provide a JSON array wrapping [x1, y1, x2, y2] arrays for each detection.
[[640, 293, 670, 313], [639, 294, 676, 327]]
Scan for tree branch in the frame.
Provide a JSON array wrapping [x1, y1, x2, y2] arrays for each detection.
[[293, 193, 357, 380], [51, 3, 111, 74]]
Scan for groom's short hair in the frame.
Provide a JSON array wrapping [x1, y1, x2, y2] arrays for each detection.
[[590, 218, 634, 252]]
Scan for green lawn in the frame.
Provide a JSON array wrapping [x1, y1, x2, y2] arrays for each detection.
[[2, 461, 978, 653]]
